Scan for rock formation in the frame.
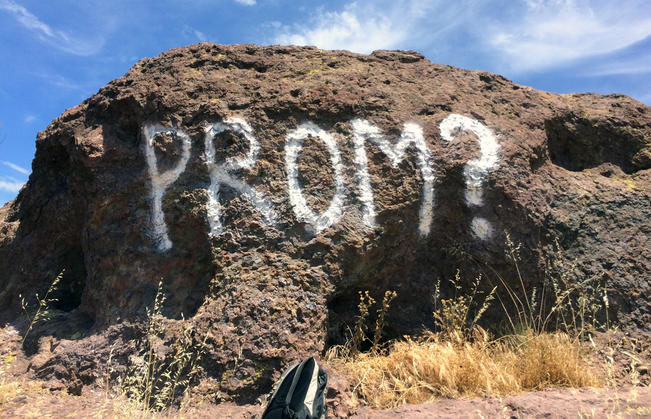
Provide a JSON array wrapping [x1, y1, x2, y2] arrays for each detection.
[[0, 43, 649, 399]]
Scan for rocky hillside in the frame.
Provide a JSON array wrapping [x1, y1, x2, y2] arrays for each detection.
[[0, 43, 649, 399]]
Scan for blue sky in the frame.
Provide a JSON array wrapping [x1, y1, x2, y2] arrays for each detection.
[[1, 0, 650, 205]]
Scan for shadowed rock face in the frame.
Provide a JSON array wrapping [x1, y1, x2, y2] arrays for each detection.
[[0, 43, 649, 399]]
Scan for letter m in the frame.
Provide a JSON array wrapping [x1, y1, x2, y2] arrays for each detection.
[[351, 119, 435, 236]]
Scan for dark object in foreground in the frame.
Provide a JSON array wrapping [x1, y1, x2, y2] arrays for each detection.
[[262, 357, 328, 419]]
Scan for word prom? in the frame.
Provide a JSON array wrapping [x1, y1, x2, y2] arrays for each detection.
[[142, 114, 500, 251]]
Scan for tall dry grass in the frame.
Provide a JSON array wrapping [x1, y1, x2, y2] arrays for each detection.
[[333, 330, 599, 409], [115, 281, 208, 412], [19, 270, 64, 347], [327, 234, 609, 409]]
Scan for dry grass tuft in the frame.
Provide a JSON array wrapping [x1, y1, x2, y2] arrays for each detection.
[[506, 332, 598, 390], [332, 329, 600, 409]]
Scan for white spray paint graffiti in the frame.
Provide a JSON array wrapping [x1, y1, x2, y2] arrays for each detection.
[[439, 114, 500, 240], [351, 118, 435, 236], [285, 122, 346, 234], [142, 124, 192, 252], [142, 114, 500, 249], [204, 117, 277, 237]]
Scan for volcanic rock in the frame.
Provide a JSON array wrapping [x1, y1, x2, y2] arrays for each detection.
[[0, 43, 649, 400]]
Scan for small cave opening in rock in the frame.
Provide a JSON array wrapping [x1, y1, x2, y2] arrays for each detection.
[[544, 114, 647, 174], [51, 247, 87, 312], [325, 280, 438, 354], [326, 292, 389, 351], [21, 246, 94, 356], [324, 239, 443, 351]]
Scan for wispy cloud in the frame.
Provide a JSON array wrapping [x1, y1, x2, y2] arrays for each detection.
[[273, 1, 426, 53], [490, 0, 651, 72], [234, 0, 256, 5], [583, 52, 651, 76], [182, 25, 208, 42], [0, 0, 104, 56], [636, 91, 651, 105], [0, 177, 24, 193], [31, 72, 83, 90], [2, 161, 29, 175], [0, 0, 55, 37], [0, 161, 28, 194], [194, 29, 207, 42], [24, 114, 36, 124]]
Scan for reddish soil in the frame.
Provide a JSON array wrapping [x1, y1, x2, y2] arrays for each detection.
[[2, 326, 649, 418], [2, 382, 649, 418]]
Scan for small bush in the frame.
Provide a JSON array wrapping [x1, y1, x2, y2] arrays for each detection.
[[432, 270, 495, 339], [334, 290, 397, 357]]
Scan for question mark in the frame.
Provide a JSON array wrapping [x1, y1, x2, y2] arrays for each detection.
[[440, 114, 500, 240]]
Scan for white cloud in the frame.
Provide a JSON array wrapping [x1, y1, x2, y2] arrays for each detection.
[[0, 177, 24, 193], [234, 0, 256, 5], [490, 0, 651, 72], [274, 2, 423, 54], [2, 161, 29, 175], [24, 114, 36, 124], [0, 0, 104, 56], [0, 0, 54, 37]]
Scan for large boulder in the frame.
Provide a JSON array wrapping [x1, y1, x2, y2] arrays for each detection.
[[0, 43, 649, 399]]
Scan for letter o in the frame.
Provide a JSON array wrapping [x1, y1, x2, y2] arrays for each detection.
[[285, 122, 346, 234]]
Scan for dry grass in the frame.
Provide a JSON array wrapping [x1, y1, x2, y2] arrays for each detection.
[[0, 325, 161, 418], [326, 234, 612, 409], [19, 270, 64, 347], [115, 281, 208, 412], [505, 332, 597, 390], [1, 378, 159, 418], [2, 278, 208, 417], [329, 329, 600, 409], [0, 372, 22, 411]]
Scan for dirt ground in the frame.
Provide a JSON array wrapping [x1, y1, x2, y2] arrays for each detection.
[[1, 326, 649, 418], [352, 386, 651, 418], [1, 381, 649, 418]]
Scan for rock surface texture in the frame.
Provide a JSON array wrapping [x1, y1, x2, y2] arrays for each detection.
[[0, 43, 649, 399]]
